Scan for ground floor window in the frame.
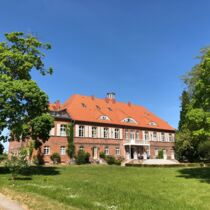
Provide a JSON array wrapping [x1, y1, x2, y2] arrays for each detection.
[[79, 145, 84, 151], [115, 147, 120, 155], [44, 146, 50, 155], [60, 146, 66, 155], [105, 146, 109, 155]]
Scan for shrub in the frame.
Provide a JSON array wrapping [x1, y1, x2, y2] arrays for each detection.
[[99, 151, 106, 159], [50, 153, 61, 164], [0, 153, 8, 163], [5, 149, 29, 180], [115, 156, 125, 165], [75, 150, 90, 165], [105, 155, 116, 165], [158, 149, 164, 159]]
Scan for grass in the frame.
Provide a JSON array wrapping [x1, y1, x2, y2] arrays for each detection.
[[0, 165, 210, 210]]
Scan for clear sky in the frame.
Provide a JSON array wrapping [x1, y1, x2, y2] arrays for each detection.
[[1, 0, 210, 150]]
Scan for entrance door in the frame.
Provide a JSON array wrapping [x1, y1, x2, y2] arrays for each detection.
[[93, 147, 98, 159], [131, 147, 135, 159]]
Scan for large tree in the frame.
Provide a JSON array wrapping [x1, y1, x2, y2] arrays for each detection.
[[176, 47, 210, 162], [0, 32, 54, 148]]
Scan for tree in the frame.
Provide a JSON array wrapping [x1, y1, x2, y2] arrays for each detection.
[[178, 91, 190, 130], [0, 32, 54, 147], [176, 47, 210, 162], [0, 143, 4, 155], [66, 123, 75, 159]]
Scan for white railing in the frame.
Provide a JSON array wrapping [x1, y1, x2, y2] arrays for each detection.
[[125, 139, 150, 145]]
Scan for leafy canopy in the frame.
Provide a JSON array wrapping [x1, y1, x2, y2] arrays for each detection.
[[0, 32, 53, 146]]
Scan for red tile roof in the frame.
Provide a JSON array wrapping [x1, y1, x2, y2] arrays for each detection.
[[49, 94, 175, 131]]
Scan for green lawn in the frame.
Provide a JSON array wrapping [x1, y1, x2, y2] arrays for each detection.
[[0, 165, 210, 210]]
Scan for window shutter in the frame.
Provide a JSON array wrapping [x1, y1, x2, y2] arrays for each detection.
[[101, 127, 104, 138], [75, 124, 79, 137], [142, 131, 145, 141], [57, 124, 60, 136], [119, 129, 123, 139], [50, 127, 55, 136], [85, 126, 88, 137]]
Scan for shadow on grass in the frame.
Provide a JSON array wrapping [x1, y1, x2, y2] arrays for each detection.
[[0, 166, 60, 176], [177, 167, 210, 184]]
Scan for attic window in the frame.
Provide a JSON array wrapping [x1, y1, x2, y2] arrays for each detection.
[[100, 115, 110, 120], [96, 105, 101, 110], [108, 107, 112, 111], [149, 122, 157, 126], [81, 103, 86, 108], [122, 118, 137, 124]]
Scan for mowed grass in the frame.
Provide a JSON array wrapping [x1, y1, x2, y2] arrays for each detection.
[[0, 165, 210, 210]]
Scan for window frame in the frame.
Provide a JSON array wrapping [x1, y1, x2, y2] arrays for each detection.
[[79, 125, 85, 137], [44, 146, 50, 155], [60, 146, 66, 155]]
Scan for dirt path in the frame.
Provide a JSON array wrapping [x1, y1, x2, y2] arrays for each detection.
[[0, 193, 26, 210]]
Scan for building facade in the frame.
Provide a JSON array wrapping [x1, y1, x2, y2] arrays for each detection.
[[9, 93, 175, 163]]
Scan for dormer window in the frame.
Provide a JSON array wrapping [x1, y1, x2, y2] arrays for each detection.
[[96, 105, 101, 110], [149, 122, 157, 126], [108, 107, 112, 111], [122, 118, 137, 124], [81, 103, 86, 108], [100, 115, 110, 120]]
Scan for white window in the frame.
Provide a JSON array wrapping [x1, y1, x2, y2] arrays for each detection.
[[144, 131, 149, 141], [161, 133, 165, 141], [60, 146, 66, 155], [79, 145, 84, 151], [130, 130, 135, 140], [79, 125, 84, 137], [60, 124, 67, 136], [135, 131, 140, 140], [115, 147, 120, 155], [105, 146, 109, 155], [149, 122, 157, 126], [114, 128, 120, 139], [153, 132, 157, 141], [169, 133, 173, 142], [100, 116, 110, 120], [104, 128, 109, 138], [44, 146, 50, 155], [125, 130, 129, 140], [92, 127, 97, 138], [122, 118, 137, 123], [155, 148, 158, 157]]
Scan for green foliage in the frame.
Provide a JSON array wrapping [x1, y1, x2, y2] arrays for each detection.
[[75, 150, 90, 165], [198, 141, 210, 161], [0, 32, 54, 145], [0, 153, 7, 162], [99, 151, 106, 159], [50, 153, 61, 164], [176, 47, 210, 162], [158, 150, 164, 159], [105, 155, 116, 165], [5, 149, 29, 180], [66, 123, 75, 159], [0, 143, 4, 155]]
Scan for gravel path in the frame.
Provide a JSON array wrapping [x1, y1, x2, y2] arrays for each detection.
[[0, 193, 26, 210]]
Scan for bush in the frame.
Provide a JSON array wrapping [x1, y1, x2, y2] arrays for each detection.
[[115, 156, 125, 165], [99, 151, 106, 159], [5, 149, 29, 180], [75, 150, 90, 165], [0, 153, 8, 163], [158, 149, 164, 159], [105, 155, 116, 165], [50, 153, 61, 164]]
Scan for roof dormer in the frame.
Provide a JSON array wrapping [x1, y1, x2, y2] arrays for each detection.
[[99, 115, 110, 120], [122, 117, 137, 124]]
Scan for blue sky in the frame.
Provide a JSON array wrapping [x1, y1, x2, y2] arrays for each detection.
[[1, 0, 210, 150]]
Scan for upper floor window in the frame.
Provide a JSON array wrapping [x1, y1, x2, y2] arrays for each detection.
[[161, 132, 165, 141], [104, 128, 109, 138], [125, 129, 129, 140], [122, 118, 137, 124], [105, 146, 109, 155], [169, 133, 173, 142], [44, 146, 50, 155], [92, 127, 97, 138], [79, 125, 84, 137], [136, 131, 140, 140], [153, 132, 157, 141], [130, 130, 135, 140], [60, 124, 67, 136], [100, 115, 110, 120], [115, 147, 120, 155], [60, 146, 66, 155], [144, 131, 149, 141], [114, 128, 120, 139]]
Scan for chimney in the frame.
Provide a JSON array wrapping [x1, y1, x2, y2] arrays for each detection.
[[55, 100, 61, 110], [128, 101, 132, 107], [106, 92, 116, 100]]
